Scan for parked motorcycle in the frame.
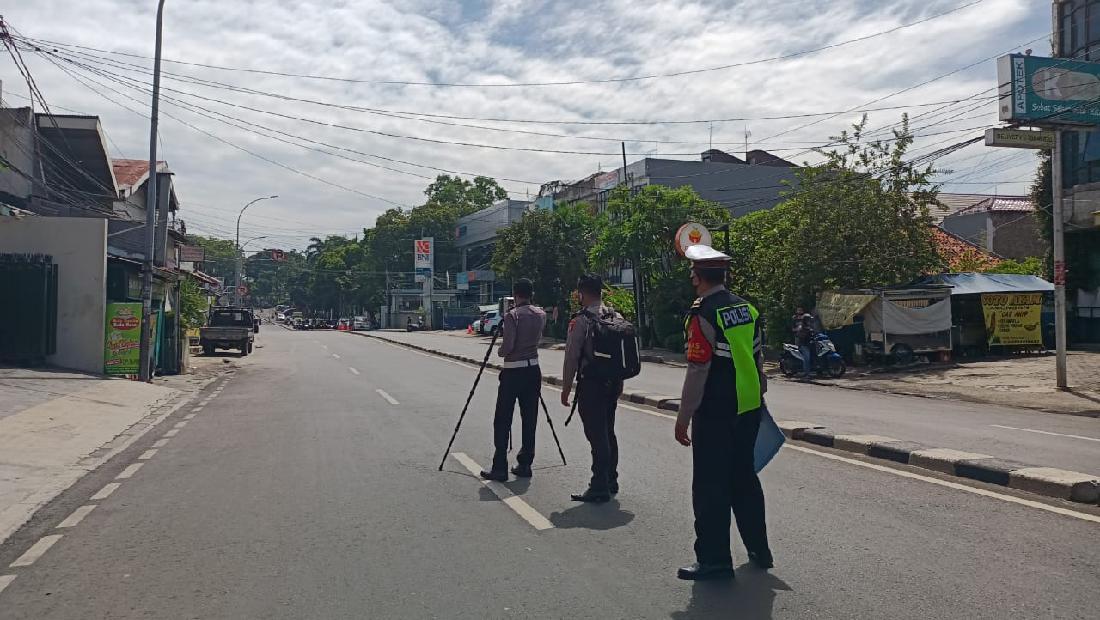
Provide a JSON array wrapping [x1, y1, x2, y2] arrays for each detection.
[[780, 333, 846, 378]]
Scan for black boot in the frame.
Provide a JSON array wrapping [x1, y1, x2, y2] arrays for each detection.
[[570, 488, 610, 503], [480, 469, 508, 482], [677, 562, 735, 581], [510, 464, 532, 478], [747, 548, 774, 569]]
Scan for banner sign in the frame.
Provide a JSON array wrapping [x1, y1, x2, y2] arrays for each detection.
[[414, 238, 433, 282], [456, 272, 469, 290], [981, 293, 1043, 346], [179, 245, 205, 262], [674, 222, 712, 256], [104, 302, 143, 375], [984, 128, 1056, 150], [998, 54, 1100, 125]]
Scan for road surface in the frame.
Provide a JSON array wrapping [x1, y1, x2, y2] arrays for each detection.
[[1, 327, 1097, 619]]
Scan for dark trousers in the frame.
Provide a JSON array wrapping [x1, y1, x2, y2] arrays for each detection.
[[577, 379, 622, 492], [491, 366, 541, 472], [691, 406, 769, 566]]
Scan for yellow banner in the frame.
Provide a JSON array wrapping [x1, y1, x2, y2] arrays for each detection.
[[981, 293, 1043, 346]]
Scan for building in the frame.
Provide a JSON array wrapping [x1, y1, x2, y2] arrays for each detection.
[[453, 199, 531, 303], [941, 196, 1045, 260]]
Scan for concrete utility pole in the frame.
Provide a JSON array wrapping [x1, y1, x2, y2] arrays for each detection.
[[1052, 4, 1068, 388], [234, 195, 277, 306], [138, 0, 166, 383]]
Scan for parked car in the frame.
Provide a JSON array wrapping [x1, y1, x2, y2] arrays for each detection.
[[352, 316, 371, 330], [479, 310, 503, 336], [200, 307, 256, 356]]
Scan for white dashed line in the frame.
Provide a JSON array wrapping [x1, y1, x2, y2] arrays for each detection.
[[56, 505, 96, 528], [138, 449, 158, 460], [9, 535, 63, 567], [191, 406, 204, 412], [991, 424, 1100, 443], [116, 463, 144, 479], [0, 574, 15, 595], [184, 413, 196, 420], [376, 389, 399, 405], [90, 483, 120, 501], [332, 353, 341, 359], [452, 453, 553, 531], [348, 367, 360, 376], [173, 421, 187, 429], [153, 438, 170, 448], [163, 429, 179, 437]]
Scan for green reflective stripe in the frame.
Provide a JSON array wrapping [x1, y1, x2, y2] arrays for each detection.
[[715, 303, 761, 415]]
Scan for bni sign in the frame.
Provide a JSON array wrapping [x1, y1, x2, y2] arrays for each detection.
[[414, 238, 433, 282]]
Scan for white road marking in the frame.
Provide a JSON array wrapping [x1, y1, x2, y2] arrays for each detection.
[[9, 535, 63, 567], [376, 389, 399, 405], [152, 438, 170, 448], [163, 428, 179, 437], [184, 413, 196, 420], [784, 444, 1100, 524], [322, 344, 329, 349], [173, 421, 187, 429], [116, 463, 144, 479], [991, 424, 1100, 443], [56, 505, 96, 528], [348, 367, 360, 376], [90, 482, 120, 501], [191, 406, 204, 412], [0, 575, 15, 595], [332, 353, 341, 359], [452, 453, 553, 531], [138, 448, 158, 460]]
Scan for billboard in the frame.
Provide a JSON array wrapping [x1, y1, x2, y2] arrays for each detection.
[[104, 302, 142, 375], [982, 293, 1043, 346], [179, 245, 205, 262], [414, 238, 433, 282], [984, 128, 1056, 150], [998, 54, 1100, 125]]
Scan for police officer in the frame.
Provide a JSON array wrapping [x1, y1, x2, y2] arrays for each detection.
[[481, 278, 546, 482], [561, 274, 622, 503], [675, 245, 773, 580]]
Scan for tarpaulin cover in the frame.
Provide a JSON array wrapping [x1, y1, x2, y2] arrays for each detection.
[[863, 297, 951, 335], [816, 291, 876, 329], [917, 273, 1053, 296]]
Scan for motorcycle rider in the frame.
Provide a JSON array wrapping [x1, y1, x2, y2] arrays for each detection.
[[792, 307, 815, 379]]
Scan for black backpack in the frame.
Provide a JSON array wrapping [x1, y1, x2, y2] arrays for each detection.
[[580, 308, 641, 381]]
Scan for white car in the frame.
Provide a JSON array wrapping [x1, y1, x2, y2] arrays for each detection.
[[479, 310, 503, 336]]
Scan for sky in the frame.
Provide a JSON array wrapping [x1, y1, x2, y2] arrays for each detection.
[[0, 0, 1049, 250]]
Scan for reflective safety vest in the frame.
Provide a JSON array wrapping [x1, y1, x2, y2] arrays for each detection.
[[685, 291, 762, 415]]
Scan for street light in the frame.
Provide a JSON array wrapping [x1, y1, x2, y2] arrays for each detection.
[[234, 195, 278, 305]]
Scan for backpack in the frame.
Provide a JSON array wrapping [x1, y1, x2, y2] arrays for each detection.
[[580, 307, 641, 381]]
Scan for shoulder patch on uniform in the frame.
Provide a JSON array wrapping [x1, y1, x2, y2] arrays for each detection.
[[568, 318, 577, 332], [716, 304, 753, 330], [685, 316, 712, 363]]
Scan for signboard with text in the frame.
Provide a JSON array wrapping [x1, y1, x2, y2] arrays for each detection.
[[414, 238, 433, 282], [984, 128, 1055, 150], [998, 54, 1100, 126], [981, 293, 1043, 346], [104, 302, 143, 375], [179, 245, 205, 263]]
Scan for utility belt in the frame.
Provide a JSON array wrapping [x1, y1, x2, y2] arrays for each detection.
[[502, 358, 539, 369]]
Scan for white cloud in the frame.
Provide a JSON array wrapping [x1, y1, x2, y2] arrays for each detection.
[[1, 0, 1045, 247]]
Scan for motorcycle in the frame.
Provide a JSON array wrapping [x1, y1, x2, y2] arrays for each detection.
[[780, 333, 846, 378], [406, 318, 425, 332]]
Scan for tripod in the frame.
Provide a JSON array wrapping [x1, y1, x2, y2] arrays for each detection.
[[438, 331, 567, 470]]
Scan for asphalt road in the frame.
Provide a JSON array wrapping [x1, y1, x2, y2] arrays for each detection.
[[1, 327, 1097, 619], [375, 330, 1100, 476]]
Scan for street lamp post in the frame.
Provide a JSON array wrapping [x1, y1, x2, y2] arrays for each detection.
[[235, 195, 277, 305]]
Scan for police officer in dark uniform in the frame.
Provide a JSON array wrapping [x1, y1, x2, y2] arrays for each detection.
[[481, 279, 546, 482], [675, 245, 773, 580]]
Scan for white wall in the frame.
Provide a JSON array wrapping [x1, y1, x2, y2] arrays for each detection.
[[0, 217, 107, 373]]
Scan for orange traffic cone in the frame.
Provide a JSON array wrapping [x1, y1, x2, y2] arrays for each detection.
[[467, 324, 473, 334]]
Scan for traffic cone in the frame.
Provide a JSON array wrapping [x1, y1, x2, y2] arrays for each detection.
[[467, 324, 473, 334]]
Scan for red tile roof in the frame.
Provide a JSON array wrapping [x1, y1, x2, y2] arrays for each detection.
[[931, 226, 1002, 271], [112, 159, 167, 188]]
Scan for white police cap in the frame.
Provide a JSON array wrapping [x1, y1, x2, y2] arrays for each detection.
[[684, 244, 731, 267]]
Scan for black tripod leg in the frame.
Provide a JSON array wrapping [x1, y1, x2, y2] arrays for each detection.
[[539, 392, 567, 466], [438, 331, 499, 471]]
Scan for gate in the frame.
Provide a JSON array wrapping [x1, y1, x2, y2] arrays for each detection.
[[0, 253, 59, 364]]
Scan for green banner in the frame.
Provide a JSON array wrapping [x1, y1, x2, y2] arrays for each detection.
[[104, 302, 143, 375], [999, 54, 1100, 126]]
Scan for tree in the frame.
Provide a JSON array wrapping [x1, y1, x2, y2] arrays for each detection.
[[728, 115, 944, 342], [185, 234, 237, 283], [177, 277, 208, 328], [983, 257, 1045, 277], [492, 204, 595, 336], [424, 174, 508, 216]]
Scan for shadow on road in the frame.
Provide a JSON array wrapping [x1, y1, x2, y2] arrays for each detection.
[[548, 499, 634, 530], [669, 564, 791, 619]]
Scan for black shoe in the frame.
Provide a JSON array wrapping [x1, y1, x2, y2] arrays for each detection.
[[677, 562, 735, 581], [480, 469, 508, 482], [609, 482, 619, 495], [570, 489, 611, 503], [747, 549, 774, 569], [510, 464, 532, 478]]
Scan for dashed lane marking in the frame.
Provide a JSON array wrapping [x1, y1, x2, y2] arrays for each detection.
[[138, 449, 158, 460], [56, 505, 96, 528], [9, 535, 63, 568], [163, 429, 180, 437], [0, 575, 14, 595], [152, 438, 170, 448], [184, 413, 196, 420], [89, 483, 120, 501], [376, 389, 399, 405], [173, 421, 187, 429], [349, 367, 360, 376], [191, 406, 204, 412], [452, 453, 553, 531], [784, 444, 1100, 524], [332, 353, 341, 359], [116, 463, 143, 479], [991, 424, 1100, 443]]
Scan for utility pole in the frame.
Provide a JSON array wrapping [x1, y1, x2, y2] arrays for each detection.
[[138, 0, 166, 383], [1052, 128, 1068, 388], [622, 141, 646, 343], [234, 195, 277, 306]]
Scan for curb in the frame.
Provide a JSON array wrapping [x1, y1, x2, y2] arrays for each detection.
[[773, 422, 1100, 505], [350, 333, 1100, 506]]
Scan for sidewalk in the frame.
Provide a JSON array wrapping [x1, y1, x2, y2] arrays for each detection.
[[0, 366, 216, 544]]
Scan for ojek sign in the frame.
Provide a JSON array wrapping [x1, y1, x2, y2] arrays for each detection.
[[674, 222, 712, 257]]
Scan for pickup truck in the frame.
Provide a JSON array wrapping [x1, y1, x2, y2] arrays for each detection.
[[200, 307, 257, 356]]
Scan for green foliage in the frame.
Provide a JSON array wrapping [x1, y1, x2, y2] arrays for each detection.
[[178, 277, 208, 328], [601, 285, 636, 325], [492, 204, 595, 336], [982, 257, 1045, 276], [424, 174, 508, 216], [184, 234, 237, 283], [728, 115, 944, 343]]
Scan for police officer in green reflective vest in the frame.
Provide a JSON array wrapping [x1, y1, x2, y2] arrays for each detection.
[[675, 244, 773, 581]]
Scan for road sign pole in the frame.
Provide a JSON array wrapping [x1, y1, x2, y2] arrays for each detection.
[[1052, 128, 1068, 389]]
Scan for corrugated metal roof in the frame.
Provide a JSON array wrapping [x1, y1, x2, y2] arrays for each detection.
[[929, 193, 989, 224], [954, 196, 1035, 215], [916, 273, 1053, 295]]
